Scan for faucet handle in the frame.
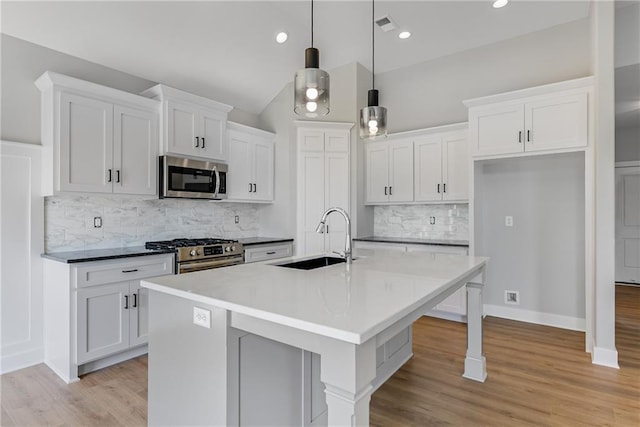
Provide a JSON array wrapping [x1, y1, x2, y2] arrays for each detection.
[[332, 251, 346, 259]]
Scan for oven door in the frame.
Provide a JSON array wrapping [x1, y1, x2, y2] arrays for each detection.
[[177, 257, 243, 274], [160, 156, 227, 200]]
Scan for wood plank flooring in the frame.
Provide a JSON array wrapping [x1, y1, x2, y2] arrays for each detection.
[[2, 285, 638, 426]]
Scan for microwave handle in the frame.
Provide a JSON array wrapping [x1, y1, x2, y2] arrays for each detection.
[[212, 166, 220, 198]]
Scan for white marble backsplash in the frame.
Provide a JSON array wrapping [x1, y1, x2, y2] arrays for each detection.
[[45, 195, 260, 252], [374, 204, 469, 241]]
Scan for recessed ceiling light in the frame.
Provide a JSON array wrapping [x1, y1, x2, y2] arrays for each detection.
[[493, 0, 508, 8], [398, 31, 411, 39], [275, 32, 288, 44]]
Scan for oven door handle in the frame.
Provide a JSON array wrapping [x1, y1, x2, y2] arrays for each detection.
[[178, 257, 243, 274], [212, 165, 220, 199]]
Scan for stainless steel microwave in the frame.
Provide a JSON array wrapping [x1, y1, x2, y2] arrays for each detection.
[[159, 155, 227, 200]]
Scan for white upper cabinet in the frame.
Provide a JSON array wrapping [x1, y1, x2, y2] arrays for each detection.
[[414, 129, 468, 202], [141, 84, 232, 161], [465, 77, 593, 158], [36, 71, 159, 196], [296, 122, 352, 256], [227, 122, 275, 202], [365, 139, 414, 204]]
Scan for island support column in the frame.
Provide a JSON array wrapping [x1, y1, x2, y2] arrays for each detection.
[[463, 282, 487, 382], [320, 337, 377, 426]]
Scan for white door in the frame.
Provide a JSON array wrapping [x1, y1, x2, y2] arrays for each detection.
[[200, 110, 226, 161], [365, 143, 389, 203], [525, 92, 588, 152], [252, 139, 274, 201], [76, 282, 130, 364], [414, 136, 443, 202], [325, 152, 349, 253], [389, 140, 414, 203], [129, 283, 148, 347], [113, 105, 158, 195], [227, 130, 253, 200], [616, 166, 640, 284], [298, 151, 325, 255], [59, 92, 113, 193], [469, 102, 524, 156], [166, 100, 199, 157], [442, 131, 469, 201]]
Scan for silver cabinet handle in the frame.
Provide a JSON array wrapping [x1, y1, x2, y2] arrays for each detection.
[[212, 165, 220, 198]]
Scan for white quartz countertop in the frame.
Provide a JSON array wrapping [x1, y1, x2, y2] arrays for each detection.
[[141, 249, 488, 344]]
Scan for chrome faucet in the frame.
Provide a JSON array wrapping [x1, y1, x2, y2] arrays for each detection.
[[316, 207, 352, 264]]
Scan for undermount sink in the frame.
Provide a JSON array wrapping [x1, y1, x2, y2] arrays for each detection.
[[275, 256, 347, 270]]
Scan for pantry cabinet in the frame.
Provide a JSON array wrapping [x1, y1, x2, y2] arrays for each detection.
[[227, 122, 275, 202], [43, 253, 173, 383], [465, 77, 593, 158], [296, 122, 352, 256], [36, 71, 159, 196], [414, 129, 468, 202], [141, 84, 233, 161], [364, 139, 414, 204]]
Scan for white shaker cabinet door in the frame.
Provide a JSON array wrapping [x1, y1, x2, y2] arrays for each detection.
[[524, 92, 588, 153], [59, 92, 114, 193], [388, 140, 414, 203], [76, 282, 130, 364], [113, 105, 158, 195], [166, 100, 199, 157], [129, 283, 148, 347], [469, 102, 524, 156], [227, 129, 253, 200], [298, 151, 326, 255], [325, 151, 349, 253], [414, 136, 443, 202], [365, 143, 390, 203], [252, 139, 274, 201], [200, 109, 226, 161], [442, 131, 469, 201]]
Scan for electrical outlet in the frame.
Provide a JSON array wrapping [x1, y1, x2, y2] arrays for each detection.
[[505, 216, 513, 227], [505, 290, 520, 305], [234, 215, 239, 224], [193, 307, 211, 328], [93, 217, 102, 228]]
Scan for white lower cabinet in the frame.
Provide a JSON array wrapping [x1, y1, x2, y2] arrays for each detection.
[[354, 240, 469, 321], [43, 253, 173, 383], [243, 242, 293, 263]]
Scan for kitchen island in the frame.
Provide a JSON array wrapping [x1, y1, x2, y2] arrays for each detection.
[[141, 249, 488, 426]]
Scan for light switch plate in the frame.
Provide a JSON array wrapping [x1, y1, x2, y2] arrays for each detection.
[[193, 307, 211, 328], [505, 216, 513, 227]]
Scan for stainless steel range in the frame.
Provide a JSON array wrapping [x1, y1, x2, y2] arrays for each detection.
[[145, 238, 244, 274]]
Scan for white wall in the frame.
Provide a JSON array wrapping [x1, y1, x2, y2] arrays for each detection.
[[475, 153, 586, 327], [376, 18, 591, 133], [0, 34, 262, 145], [615, 2, 640, 69], [616, 125, 640, 162]]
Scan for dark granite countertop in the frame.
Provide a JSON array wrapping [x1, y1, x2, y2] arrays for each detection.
[[353, 236, 469, 247], [41, 246, 175, 263], [238, 237, 294, 247]]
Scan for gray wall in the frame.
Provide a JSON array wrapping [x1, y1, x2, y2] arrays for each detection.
[[376, 18, 591, 133], [475, 152, 585, 319], [616, 126, 640, 162], [0, 34, 261, 145]]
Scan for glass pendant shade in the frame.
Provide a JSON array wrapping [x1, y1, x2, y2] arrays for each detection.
[[360, 89, 387, 139], [294, 48, 330, 117]]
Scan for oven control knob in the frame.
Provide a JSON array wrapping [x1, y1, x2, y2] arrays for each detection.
[[225, 246, 231, 252], [190, 249, 198, 257], [231, 246, 236, 252]]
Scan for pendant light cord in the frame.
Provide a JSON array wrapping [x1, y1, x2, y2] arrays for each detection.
[[311, 0, 314, 48], [372, 0, 375, 90]]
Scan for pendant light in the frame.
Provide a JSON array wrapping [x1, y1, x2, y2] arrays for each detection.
[[294, 0, 330, 117], [359, 0, 387, 139]]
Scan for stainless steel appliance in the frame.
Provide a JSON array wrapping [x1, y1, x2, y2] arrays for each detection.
[[145, 238, 243, 274], [159, 156, 227, 200]]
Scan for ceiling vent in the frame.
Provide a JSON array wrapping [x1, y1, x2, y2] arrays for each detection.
[[375, 15, 396, 32]]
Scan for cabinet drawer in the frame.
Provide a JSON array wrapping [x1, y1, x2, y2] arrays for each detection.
[[74, 254, 174, 288], [244, 243, 292, 263]]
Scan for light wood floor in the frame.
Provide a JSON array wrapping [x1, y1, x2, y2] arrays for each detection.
[[2, 285, 638, 426]]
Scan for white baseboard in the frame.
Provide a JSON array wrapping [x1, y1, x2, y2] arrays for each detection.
[[426, 311, 467, 323], [484, 304, 586, 331], [1, 347, 44, 375], [591, 346, 619, 369]]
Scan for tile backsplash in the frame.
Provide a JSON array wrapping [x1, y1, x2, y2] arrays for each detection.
[[374, 204, 469, 241], [45, 195, 260, 252]]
